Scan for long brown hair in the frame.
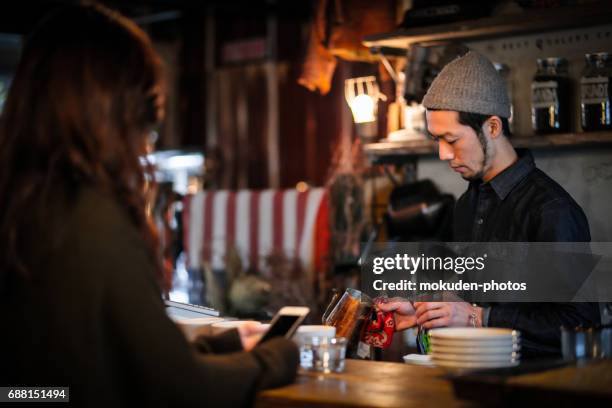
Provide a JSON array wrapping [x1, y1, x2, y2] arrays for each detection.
[[0, 2, 166, 288]]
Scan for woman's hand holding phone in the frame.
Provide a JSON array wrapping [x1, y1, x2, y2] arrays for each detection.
[[257, 306, 310, 345], [237, 322, 268, 351]]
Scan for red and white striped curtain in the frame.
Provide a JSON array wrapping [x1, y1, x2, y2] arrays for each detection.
[[183, 188, 330, 281]]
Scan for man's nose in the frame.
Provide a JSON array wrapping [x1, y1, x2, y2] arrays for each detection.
[[438, 140, 455, 161]]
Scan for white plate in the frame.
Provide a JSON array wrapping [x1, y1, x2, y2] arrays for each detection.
[[430, 327, 520, 340], [211, 320, 263, 335], [402, 354, 435, 367], [430, 340, 519, 350], [293, 325, 336, 346], [432, 352, 520, 362], [432, 357, 519, 369], [171, 316, 225, 324], [172, 317, 226, 341], [431, 344, 521, 354]]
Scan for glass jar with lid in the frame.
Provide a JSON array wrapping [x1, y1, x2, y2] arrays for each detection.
[[581, 52, 612, 131], [531, 57, 572, 134], [494, 62, 514, 135]]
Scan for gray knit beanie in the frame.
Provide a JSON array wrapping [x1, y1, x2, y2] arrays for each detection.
[[422, 51, 511, 118]]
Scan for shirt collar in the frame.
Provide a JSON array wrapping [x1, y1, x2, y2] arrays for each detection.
[[487, 149, 535, 200]]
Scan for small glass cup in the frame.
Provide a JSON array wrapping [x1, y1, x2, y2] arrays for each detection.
[[299, 336, 347, 373], [561, 325, 612, 361]]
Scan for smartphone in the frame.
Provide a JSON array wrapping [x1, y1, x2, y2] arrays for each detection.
[[258, 306, 309, 344]]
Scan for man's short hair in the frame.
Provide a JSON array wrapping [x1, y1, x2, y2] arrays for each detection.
[[427, 109, 512, 138], [457, 111, 512, 138]]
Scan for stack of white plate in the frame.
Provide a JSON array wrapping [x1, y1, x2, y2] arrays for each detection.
[[429, 328, 520, 369]]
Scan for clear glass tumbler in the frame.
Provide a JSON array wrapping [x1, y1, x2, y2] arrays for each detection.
[[300, 336, 347, 373]]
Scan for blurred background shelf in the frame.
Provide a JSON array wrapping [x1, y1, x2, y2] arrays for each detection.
[[363, 1, 612, 50], [364, 131, 612, 163]]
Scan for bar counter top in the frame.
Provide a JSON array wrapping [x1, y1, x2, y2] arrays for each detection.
[[255, 359, 471, 408], [255, 358, 612, 407]]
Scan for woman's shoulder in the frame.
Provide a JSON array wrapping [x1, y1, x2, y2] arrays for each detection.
[[45, 184, 157, 283], [66, 185, 134, 228], [48, 185, 147, 258]]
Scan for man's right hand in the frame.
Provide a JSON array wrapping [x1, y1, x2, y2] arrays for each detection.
[[376, 301, 417, 331]]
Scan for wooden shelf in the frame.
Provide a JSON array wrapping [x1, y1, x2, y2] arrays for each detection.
[[363, 2, 612, 49], [364, 138, 437, 158], [364, 131, 612, 163]]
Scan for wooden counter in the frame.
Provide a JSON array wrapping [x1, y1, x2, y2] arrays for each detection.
[[256, 358, 612, 407], [255, 359, 471, 408], [451, 359, 612, 405]]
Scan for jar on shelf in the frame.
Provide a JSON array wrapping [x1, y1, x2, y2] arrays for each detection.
[[531, 57, 572, 134], [494, 62, 514, 135], [581, 52, 612, 131]]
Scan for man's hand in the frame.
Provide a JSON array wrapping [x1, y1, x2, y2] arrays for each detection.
[[377, 301, 418, 331], [236, 322, 267, 351], [414, 302, 483, 329]]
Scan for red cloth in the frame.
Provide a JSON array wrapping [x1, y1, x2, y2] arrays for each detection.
[[363, 310, 395, 349]]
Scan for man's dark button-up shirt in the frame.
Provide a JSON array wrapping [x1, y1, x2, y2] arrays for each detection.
[[453, 149, 599, 358], [454, 149, 590, 242]]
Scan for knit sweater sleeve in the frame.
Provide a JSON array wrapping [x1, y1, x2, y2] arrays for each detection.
[[76, 189, 298, 407], [193, 329, 244, 354]]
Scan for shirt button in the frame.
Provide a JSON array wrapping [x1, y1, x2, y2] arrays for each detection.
[[476, 218, 484, 225]]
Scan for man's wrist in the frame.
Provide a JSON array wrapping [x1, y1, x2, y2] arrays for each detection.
[[469, 305, 485, 327]]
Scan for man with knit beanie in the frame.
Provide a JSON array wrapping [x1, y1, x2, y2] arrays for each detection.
[[379, 51, 599, 358]]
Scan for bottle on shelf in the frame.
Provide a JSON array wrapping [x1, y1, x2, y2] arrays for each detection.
[[581, 52, 612, 132], [531, 57, 572, 135], [494, 62, 515, 135]]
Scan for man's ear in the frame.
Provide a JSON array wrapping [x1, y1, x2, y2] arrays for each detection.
[[485, 116, 503, 139]]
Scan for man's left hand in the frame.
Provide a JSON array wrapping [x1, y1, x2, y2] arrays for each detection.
[[413, 302, 483, 329]]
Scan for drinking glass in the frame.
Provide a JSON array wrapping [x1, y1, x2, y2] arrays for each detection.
[[300, 336, 347, 373]]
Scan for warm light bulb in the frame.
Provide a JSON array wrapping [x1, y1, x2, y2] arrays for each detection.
[[295, 181, 309, 192], [349, 94, 376, 123]]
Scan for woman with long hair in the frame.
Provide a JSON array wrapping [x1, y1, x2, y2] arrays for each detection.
[[0, 3, 298, 406]]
